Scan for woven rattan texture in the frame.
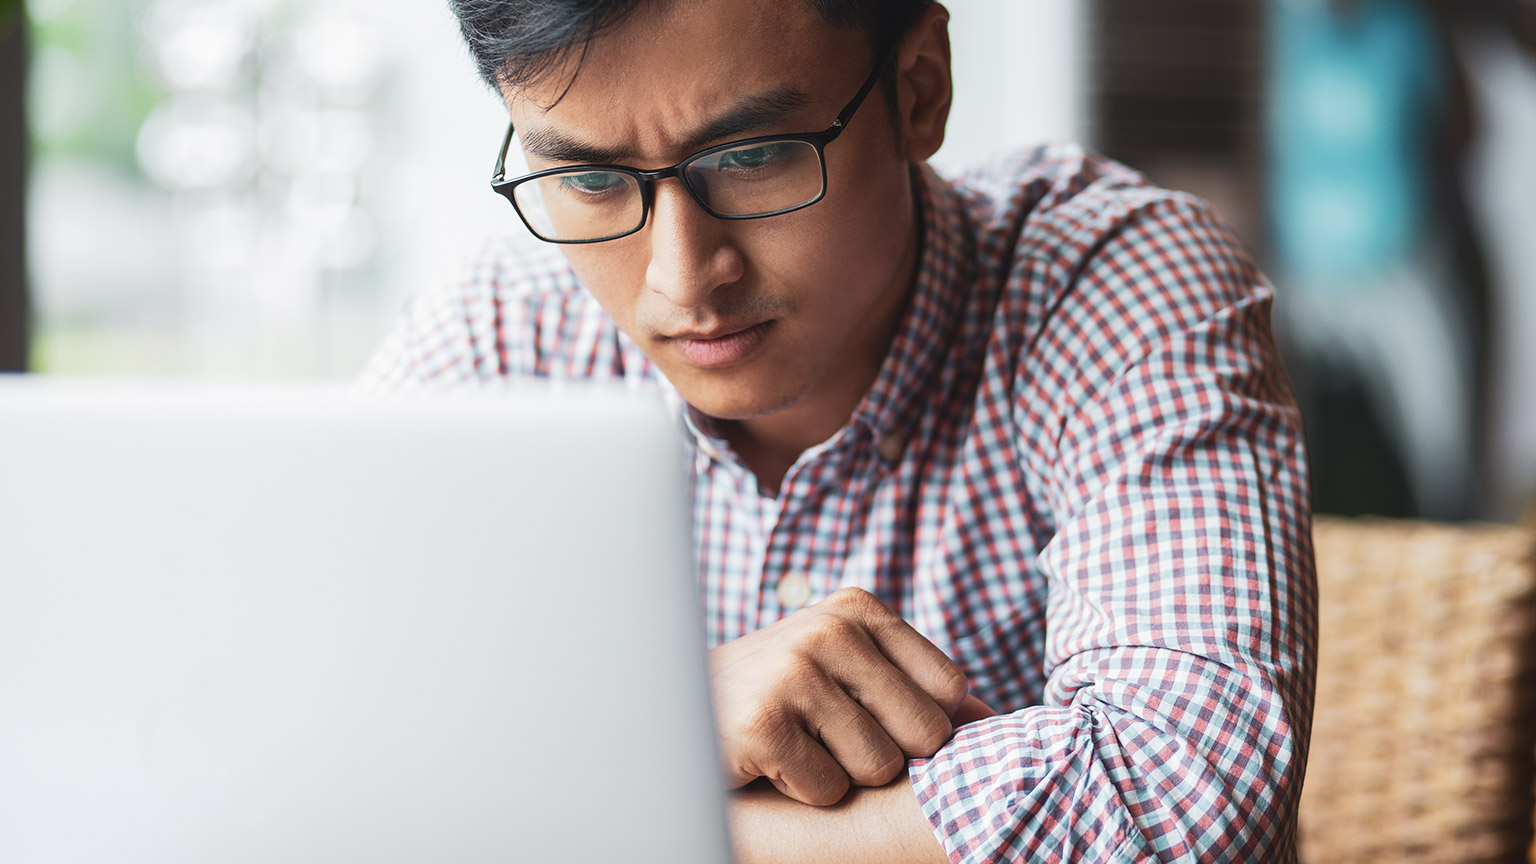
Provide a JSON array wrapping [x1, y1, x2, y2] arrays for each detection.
[[1300, 518, 1536, 864]]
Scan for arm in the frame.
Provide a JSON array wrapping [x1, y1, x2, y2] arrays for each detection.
[[728, 779, 948, 864], [910, 192, 1316, 861], [708, 188, 1311, 860]]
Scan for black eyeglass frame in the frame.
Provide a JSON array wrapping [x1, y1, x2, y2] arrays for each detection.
[[490, 43, 900, 245]]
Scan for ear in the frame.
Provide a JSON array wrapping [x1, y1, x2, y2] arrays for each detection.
[[894, 3, 953, 163]]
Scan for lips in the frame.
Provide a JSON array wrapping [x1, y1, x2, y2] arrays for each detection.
[[668, 320, 775, 368]]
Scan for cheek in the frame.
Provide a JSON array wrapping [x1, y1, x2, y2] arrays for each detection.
[[561, 246, 648, 323], [768, 159, 910, 300], [746, 158, 904, 274], [837, 160, 912, 252]]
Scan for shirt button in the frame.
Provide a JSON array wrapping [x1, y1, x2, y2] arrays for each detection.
[[877, 431, 907, 465], [776, 574, 813, 611]]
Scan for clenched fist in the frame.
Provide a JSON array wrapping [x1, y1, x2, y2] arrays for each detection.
[[709, 587, 995, 806]]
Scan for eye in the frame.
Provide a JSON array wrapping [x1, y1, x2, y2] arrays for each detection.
[[559, 171, 627, 195], [717, 142, 798, 171]]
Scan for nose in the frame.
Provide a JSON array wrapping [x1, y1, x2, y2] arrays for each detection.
[[643, 179, 744, 309]]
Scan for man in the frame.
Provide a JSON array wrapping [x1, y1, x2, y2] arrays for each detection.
[[364, 1, 1316, 861]]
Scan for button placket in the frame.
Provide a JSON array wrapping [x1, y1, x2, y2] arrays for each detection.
[[760, 466, 820, 619], [876, 430, 908, 466], [758, 429, 868, 621]]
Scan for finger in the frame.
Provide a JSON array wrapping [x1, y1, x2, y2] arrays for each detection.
[[721, 753, 761, 790], [818, 627, 955, 757], [806, 687, 907, 788], [767, 726, 851, 807], [829, 588, 970, 716], [951, 693, 998, 726]]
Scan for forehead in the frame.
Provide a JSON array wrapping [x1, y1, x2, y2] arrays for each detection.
[[500, 0, 871, 162]]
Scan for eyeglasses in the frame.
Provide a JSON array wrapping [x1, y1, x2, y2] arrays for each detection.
[[490, 45, 898, 245]]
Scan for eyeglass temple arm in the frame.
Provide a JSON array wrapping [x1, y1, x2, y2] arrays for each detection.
[[493, 121, 517, 181], [829, 41, 903, 133]]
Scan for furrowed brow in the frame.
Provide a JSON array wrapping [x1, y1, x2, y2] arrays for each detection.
[[518, 127, 631, 166], [519, 86, 814, 166], [675, 87, 813, 153]]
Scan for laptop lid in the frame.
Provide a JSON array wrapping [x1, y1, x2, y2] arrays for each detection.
[[0, 379, 730, 864]]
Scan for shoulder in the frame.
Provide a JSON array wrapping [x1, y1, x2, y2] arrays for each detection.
[[945, 142, 1151, 242], [361, 233, 647, 390], [946, 142, 1271, 370], [942, 143, 1280, 463], [948, 142, 1237, 293]]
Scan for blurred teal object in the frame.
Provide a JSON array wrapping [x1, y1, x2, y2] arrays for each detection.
[[1269, 0, 1444, 290]]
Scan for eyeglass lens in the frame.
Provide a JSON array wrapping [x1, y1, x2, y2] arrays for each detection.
[[512, 139, 825, 242]]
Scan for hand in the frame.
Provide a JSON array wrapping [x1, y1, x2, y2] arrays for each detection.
[[708, 587, 992, 806], [952, 692, 997, 727]]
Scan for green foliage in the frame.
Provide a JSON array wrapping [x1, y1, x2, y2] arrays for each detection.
[[27, 0, 166, 177]]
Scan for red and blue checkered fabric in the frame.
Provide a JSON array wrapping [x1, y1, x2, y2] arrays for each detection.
[[363, 145, 1316, 863]]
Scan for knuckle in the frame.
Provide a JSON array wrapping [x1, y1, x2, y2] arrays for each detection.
[[872, 753, 907, 786], [912, 713, 955, 756], [721, 762, 756, 790], [740, 702, 794, 748], [935, 665, 970, 708], [808, 772, 851, 807], [778, 650, 826, 689], [829, 586, 880, 615], [852, 750, 905, 787], [802, 614, 858, 653]]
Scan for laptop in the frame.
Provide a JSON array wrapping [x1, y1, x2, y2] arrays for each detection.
[[0, 378, 732, 864]]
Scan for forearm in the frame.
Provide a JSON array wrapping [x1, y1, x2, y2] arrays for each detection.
[[912, 655, 1309, 862], [728, 777, 949, 864]]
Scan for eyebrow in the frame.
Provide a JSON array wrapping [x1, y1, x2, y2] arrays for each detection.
[[519, 86, 815, 166]]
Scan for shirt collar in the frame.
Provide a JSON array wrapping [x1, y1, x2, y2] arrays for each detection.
[[845, 163, 974, 444]]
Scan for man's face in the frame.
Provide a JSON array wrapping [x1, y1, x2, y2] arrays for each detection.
[[500, 0, 920, 422]]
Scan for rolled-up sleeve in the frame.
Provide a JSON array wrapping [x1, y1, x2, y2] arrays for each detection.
[[910, 193, 1317, 862]]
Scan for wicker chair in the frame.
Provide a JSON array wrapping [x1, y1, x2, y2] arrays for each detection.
[[1299, 517, 1536, 863]]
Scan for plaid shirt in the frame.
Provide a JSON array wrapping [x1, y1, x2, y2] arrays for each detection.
[[362, 145, 1316, 863]]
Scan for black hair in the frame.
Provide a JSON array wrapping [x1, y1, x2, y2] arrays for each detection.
[[448, 0, 934, 93]]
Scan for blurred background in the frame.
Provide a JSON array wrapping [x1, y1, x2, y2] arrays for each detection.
[[1, 0, 1533, 522]]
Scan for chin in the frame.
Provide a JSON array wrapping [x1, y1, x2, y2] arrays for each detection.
[[675, 373, 808, 422]]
